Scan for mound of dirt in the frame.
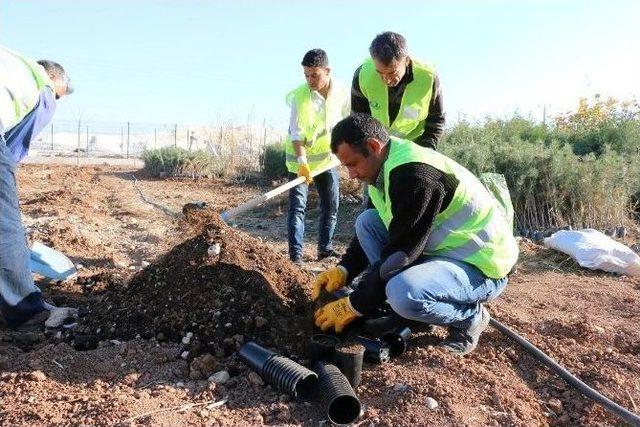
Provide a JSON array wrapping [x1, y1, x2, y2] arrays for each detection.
[[81, 209, 314, 357]]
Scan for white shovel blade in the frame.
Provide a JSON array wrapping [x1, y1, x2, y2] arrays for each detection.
[[30, 241, 76, 281]]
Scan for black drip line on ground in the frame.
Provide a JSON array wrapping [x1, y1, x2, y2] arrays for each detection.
[[130, 173, 180, 218]]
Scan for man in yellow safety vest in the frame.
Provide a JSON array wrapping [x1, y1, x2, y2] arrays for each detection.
[[352, 31, 445, 149], [1, 45, 77, 330], [285, 49, 350, 264], [313, 114, 518, 355]]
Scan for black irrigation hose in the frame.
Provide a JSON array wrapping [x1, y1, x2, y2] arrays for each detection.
[[490, 318, 640, 426], [130, 173, 180, 218]]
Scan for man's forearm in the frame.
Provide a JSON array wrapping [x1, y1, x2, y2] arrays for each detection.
[[419, 74, 446, 148], [292, 141, 306, 159], [350, 66, 371, 114], [420, 116, 445, 148], [348, 262, 386, 315], [338, 236, 369, 284]]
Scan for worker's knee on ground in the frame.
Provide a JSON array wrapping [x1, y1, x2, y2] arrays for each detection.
[[355, 209, 380, 241]]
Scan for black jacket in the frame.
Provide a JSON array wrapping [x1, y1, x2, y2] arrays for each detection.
[[339, 160, 459, 315]]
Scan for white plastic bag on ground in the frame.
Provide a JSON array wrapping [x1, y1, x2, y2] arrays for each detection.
[[543, 229, 640, 276]]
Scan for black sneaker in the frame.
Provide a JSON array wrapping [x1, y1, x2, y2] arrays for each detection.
[[360, 312, 435, 338], [438, 306, 491, 355], [317, 250, 340, 261]]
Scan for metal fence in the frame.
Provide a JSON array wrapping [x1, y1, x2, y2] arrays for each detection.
[[29, 119, 285, 168]]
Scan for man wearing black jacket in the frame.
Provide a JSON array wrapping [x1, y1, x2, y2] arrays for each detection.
[[313, 114, 518, 355], [351, 31, 445, 150]]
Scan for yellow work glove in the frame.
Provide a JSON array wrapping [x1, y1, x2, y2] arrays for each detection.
[[297, 163, 313, 185], [312, 266, 348, 301], [314, 297, 360, 334]]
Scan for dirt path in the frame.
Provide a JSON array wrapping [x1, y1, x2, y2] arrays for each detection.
[[1, 164, 639, 426]]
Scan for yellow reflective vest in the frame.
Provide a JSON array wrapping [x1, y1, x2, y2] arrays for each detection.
[[0, 45, 54, 133], [358, 58, 434, 142], [368, 138, 519, 279], [284, 81, 348, 173]]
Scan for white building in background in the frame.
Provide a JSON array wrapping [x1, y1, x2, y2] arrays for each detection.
[[28, 123, 285, 160]]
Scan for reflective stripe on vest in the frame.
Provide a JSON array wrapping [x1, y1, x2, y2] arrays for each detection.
[[285, 151, 332, 164], [284, 83, 335, 174], [358, 58, 434, 142], [0, 46, 54, 133], [367, 138, 519, 279]]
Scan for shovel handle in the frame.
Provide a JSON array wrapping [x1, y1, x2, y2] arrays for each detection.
[[220, 157, 340, 222]]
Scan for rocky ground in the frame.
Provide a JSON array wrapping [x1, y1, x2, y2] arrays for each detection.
[[1, 163, 639, 426]]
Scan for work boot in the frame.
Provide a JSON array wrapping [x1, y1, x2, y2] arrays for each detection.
[[14, 306, 79, 332], [438, 305, 491, 355], [45, 307, 79, 328], [317, 249, 340, 261], [290, 252, 303, 266], [14, 309, 51, 332]]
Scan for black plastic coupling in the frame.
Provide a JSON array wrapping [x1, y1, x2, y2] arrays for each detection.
[[313, 361, 362, 426], [380, 326, 412, 357], [352, 335, 391, 364], [308, 333, 341, 363], [238, 341, 317, 399]]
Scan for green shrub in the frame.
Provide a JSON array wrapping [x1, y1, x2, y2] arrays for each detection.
[[442, 113, 640, 230], [260, 141, 288, 179], [553, 96, 640, 156], [141, 147, 218, 178]]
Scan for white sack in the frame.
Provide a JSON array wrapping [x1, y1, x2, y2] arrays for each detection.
[[543, 229, 640, 276]]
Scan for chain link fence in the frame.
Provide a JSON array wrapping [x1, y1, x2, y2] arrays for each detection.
[[28, 119, 285, 170]]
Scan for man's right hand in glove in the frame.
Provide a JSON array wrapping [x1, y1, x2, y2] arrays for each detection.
[[297, 158, 313, 185], [312, 266, 347, 300]]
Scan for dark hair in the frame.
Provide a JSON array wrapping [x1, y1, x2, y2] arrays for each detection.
[[369, 31, 408, 65], [37, 59, 73, 94], [37, 60, 66, 81], [301, 49, 329, 67], [331, 114, 390, 156]]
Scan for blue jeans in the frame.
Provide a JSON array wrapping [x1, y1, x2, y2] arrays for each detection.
[[355, 209, 508, 328], [0, 134, 46, 327], [287, 167, 339, 261]]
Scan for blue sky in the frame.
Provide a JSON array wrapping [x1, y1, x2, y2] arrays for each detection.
[[2, 0, 639, 130]]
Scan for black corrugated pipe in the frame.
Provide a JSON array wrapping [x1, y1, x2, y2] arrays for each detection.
[[313, 361, 362, 426], [491, 318, 640, 426], [238, 341, 318, 399]]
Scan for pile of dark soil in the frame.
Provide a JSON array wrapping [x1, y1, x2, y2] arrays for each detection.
[[81, 209, 314, 356]]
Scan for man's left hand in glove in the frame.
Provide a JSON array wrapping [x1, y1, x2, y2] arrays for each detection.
[[314, 296, 361, 333]]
